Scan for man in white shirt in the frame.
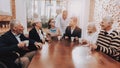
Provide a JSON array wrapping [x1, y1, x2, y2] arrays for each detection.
[[55, 10, 70, 36]]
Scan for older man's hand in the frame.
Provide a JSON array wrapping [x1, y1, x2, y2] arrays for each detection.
[[18, 42, 26, 48], [89, 43, 97, 50], [34, 42, 43, 49], [81, 39, 88, 45], [18, 42, 29, 50]]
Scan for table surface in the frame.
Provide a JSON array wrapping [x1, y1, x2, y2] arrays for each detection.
[[28, 40, 120, 68]]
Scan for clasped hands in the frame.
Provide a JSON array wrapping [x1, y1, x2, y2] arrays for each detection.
[[81, 39, 97, 50], [34, 42, 43, 49], [18, 41, 43, 50]]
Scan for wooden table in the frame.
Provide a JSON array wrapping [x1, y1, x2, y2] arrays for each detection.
[[28, 40, 120, 68]]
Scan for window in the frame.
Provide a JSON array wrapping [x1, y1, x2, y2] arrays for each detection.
[[26, 0, 68, 24]]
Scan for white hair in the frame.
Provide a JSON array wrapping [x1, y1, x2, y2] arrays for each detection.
[[88, 23, 96, 28], [102, 16, 114, 24], [88, 23, 98, 32], [10, 19, 20, 30], [33, 18, 41, 23]]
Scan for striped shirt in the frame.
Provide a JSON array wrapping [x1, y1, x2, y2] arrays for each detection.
[[96, 30, 120, 62]]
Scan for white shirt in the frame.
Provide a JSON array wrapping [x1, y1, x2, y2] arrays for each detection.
[[84, 32, 99, 44], [38, 30, 44, 40], [71, 28, 74, 34], [55, 14, 70, 36], [16, 35, 21, 43], [12, 32, 21, 43]]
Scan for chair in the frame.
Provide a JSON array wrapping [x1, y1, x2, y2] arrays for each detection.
[[0, 61, 8, 68], [0, 52, 22, 68]]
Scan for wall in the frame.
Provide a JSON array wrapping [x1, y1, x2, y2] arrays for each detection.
[[94, 0, 120, 23], [89, 0, 95, 22], [15, 0, 27, 33], [0, 0, 27, 33], [0, 0, 16, 21]]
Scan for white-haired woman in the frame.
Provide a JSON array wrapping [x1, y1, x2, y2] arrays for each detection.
[[29, 19, 45, 43]]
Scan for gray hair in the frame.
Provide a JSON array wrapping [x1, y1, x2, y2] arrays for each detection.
[[10, 19, 20, 30], [102, 16, 114, 24], [87, 23, 97, 31], [88, 23, 96, 27], [32, 18, 41, 27], [33, 18, 41, 23]]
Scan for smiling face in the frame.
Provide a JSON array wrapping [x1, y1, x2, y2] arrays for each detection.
[[50, 20, 55, 27], [13, 23, 24, 35], [87, 26, 94, 34], [100, 21, 110, 30], [35, 22, 42, 29], [87, 24, 96, 34], [100, 17, 113, 31], [62, 10, 68, 20]]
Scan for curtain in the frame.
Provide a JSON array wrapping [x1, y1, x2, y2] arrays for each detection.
[[68, 0, 90, 38]]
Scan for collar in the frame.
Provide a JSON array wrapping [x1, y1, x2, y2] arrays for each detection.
[[12, 32, 21, 37], [35, 27, 42, 32], [107, 29, 113, 34], [35, 27, 39, 31]]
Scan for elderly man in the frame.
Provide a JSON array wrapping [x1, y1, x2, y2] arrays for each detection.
[[55, 10, 70, 36], [91, 16, 120, 62], [0, 19, 42, 68], [82, 23, 99, 45]]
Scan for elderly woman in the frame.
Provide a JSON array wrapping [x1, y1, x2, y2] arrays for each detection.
[[29, 19, 45, 43], [47, 18, 61, 40]]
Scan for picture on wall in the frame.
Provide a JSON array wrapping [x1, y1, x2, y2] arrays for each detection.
[[0, 0, 12, 16]]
